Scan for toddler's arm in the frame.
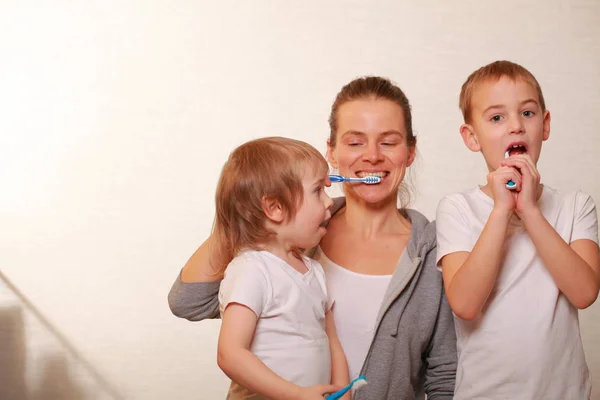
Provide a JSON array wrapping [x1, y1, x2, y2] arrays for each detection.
[[325, 310, 350, 399], [217, 304, 341, 400]]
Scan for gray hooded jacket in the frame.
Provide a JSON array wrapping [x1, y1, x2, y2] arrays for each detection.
[[168, 199, 457, 399]]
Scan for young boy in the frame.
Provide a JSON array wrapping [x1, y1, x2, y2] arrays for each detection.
[[436, 60, 600, 399]]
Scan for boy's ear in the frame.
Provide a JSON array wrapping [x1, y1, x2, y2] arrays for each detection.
[[326, 139, 338, 169], [261, 196, 285, 223], [460, 123, 481, 152], [542, 110, 551, 141]]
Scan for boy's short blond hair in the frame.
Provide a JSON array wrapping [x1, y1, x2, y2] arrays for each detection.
[[459, 60, 546, 123]]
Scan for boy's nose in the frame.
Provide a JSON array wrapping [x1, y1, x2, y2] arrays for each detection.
[[509, 116, 525, 134]]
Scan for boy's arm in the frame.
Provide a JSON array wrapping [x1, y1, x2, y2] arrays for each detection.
[[218, 304, 340, 400], [438, 167, 519, 321], [325, 310, 350, 399], [520, 212, 600, 308], [440, 208, 513, 321], [502, 155, 600, 309]]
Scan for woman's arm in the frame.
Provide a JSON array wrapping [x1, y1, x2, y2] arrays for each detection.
[[167, 235, 223, 320], [422, 242, 457, 400]]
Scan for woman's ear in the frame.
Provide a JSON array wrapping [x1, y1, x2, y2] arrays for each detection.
[[407, 138, 417, 167], [261, 196, 284, 223], [459, 123, 481, 152], [326, 139, 338, 169]]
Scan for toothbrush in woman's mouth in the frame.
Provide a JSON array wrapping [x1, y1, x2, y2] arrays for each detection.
[[329, 174, 382, 184]]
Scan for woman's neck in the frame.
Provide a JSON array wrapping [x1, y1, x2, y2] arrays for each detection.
[[338, 194, 411, 239]]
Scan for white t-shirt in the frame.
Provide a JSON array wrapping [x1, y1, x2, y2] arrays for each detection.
[[436, 186, 598, 400], [218, 250, 332, 400], [313, 246, 392, 380]]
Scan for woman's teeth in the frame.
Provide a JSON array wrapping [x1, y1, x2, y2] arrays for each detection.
[[357, 172, 387, 178]]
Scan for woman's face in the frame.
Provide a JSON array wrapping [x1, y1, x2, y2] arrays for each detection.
[[327, 98, 416, 205]]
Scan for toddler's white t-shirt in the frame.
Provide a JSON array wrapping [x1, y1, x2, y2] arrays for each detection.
[[219, 250, 332, 400]]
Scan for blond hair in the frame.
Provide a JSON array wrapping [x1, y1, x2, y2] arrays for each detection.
[[328, 76, 416, 149], [459, 60, 546, 123], [213, 136, 328, 271]]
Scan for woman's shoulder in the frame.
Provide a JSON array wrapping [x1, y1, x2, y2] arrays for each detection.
[[403, 208, 437, 256]]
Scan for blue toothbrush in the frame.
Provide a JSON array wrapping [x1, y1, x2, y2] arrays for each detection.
[[325, 376, 368, 400], [329, 174, 381, 184], [504, 151, 517, 190]]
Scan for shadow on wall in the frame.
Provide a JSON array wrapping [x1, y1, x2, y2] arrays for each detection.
[[0, 307, 27, 399], [0, 306, 85, 400]]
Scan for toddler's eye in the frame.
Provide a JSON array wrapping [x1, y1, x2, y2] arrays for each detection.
[[490, 115, 503, 122], [522, 110, 534, 117]]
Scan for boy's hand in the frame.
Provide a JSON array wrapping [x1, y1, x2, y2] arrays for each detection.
[[500, 154, 541, 216], [293, 384, 342, 400], [487, 166, 521, 212]]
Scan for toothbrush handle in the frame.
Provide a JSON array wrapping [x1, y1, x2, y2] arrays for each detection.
[[328, 174, 346, 183], [325, 384, 352, 400]]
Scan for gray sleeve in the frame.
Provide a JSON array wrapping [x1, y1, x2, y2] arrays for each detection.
[[167, 270, 221, 321], [423, 249, 458, 399]]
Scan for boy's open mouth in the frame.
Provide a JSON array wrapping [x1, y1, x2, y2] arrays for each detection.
[[505, 143, 528, 157]]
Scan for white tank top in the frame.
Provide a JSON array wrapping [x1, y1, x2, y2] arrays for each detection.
[[313, 247, 392, 379]]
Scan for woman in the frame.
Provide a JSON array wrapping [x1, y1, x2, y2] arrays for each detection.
[[168, 76, 457, 399]]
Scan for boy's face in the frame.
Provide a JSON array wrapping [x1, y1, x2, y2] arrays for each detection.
[[460, 76, 551, 172]]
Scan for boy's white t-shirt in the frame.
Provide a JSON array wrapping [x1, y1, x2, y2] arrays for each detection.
[[436, 186, 598, 400], [218, 250, 333, 400]]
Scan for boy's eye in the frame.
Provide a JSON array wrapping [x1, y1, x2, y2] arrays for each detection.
[[522, 110, 534, 117], [381, 142, 398, 147], [490, 115, 503, 122]]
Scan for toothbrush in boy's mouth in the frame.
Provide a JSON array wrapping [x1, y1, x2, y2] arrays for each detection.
[[329, 174, 381, 184], [504, 150, 517, 190]]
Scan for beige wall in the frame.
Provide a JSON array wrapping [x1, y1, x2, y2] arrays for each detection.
[[1, 1, 599, 399]]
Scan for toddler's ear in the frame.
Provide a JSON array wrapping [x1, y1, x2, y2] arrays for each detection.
[[459, 124, 481, 153], [261, 196, 285, 223]]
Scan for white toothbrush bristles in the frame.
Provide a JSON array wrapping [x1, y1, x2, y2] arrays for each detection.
[[352, 378, 368, 390]]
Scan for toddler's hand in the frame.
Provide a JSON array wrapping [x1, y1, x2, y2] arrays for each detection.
[[293, 383, 342, 400], [500, 154, 541, 216], [487, 166, 520, 213]]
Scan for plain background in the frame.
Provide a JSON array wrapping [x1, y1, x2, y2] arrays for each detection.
[[1, 1, 599, 399]]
